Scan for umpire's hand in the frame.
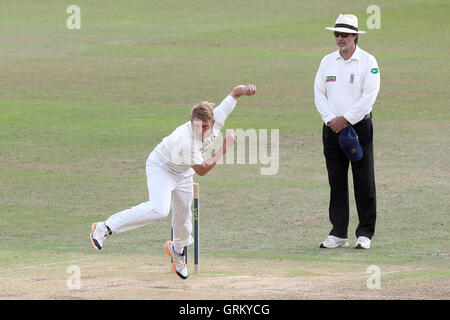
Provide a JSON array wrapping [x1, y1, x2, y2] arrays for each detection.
[[327, 116, 350, 133]]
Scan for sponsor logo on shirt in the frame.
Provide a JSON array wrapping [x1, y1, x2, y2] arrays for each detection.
[[371, 68, 379, 74], [326, 76, 336, 82], [350, 74, 355, 84]]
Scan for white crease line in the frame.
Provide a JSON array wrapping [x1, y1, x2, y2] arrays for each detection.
[[0, 258, 94, 273]]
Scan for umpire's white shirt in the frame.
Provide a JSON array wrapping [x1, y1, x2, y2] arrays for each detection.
[[314, 46, 380, 125]]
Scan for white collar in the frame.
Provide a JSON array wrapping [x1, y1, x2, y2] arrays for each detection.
[[336, 45, 361, 61]]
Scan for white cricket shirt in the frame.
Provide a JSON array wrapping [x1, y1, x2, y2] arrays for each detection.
[[314, 46, 380, 125], [150, 95, 237, 175]]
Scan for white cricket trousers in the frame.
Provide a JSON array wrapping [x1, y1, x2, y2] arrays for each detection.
[[105, 153, 194, 248]]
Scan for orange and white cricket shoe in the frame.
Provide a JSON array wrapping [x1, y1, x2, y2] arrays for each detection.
[[90, 222, 110, 250], [165, 241, 188, 280]]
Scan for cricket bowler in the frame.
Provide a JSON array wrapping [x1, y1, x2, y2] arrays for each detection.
[[90, 84, 257, 279]]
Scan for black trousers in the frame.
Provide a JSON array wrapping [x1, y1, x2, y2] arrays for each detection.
[[322, 116, 376, 239]]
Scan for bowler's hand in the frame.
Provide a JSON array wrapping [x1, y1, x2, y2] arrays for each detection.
[[231, 84, 257, 99], [327, 116, 350, 133], [222, 129, 236, 154]]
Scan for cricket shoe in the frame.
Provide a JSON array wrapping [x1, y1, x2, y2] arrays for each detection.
[[355, 236, 371, 249], [165, 241, 188, 280], [319, 235, 349, 249], [90, 222, 111, 250]]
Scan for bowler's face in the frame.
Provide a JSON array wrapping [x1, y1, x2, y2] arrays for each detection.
[[191, 118, 214, 141]]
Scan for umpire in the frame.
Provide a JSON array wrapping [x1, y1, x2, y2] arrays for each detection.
[[314, 14, 380, 249]]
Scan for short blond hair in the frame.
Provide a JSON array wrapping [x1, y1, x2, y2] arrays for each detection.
[[191, 101, 215, 122]]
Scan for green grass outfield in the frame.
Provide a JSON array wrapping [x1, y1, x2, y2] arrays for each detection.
[[0, 0, 449, 299]]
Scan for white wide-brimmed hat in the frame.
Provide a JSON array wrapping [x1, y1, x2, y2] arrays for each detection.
[[325, 14, 366, 34]]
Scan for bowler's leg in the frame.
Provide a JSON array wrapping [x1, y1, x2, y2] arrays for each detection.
[[170, 178, 194, 249], [105, 164, 173, 233]]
